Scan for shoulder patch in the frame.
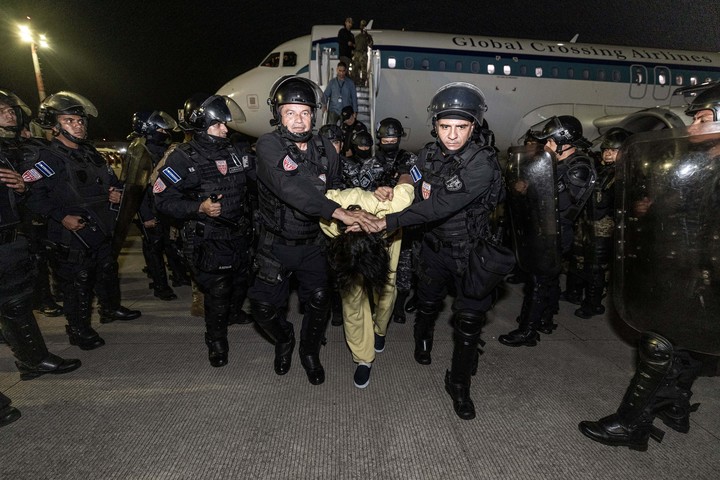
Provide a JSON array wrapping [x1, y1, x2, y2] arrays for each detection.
[[153, 178, 167, 193], [410, 165, 422, 183], [421, 181, 432, 200], [318, 173, 327, 183], [445, 174, 464, 192], [282, 155, 298, 171], [216, 160, 227, 175], [162, 167, 182, 183], [34, 161, 55, 177], [22, 168, 44, 183]]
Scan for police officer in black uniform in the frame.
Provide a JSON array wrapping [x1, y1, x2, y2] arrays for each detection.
[[1, 90, 81, 428], [127, 110, 184, 301], [574, 127, 630, 318], [367, 82, 504, 420], [22, 92, 141, 351], [339, 105, 367, 157], [370, 118, 419, 324], [154, 94, 253, 367], [249, 75, 377, 385], [499, 115, 595, 347]]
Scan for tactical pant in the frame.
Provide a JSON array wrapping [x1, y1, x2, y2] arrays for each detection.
[[342, 230, 402, 364], [141, 222, 171, 290]]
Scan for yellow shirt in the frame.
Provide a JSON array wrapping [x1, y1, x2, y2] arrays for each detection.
[[321, 184, 414, 237]]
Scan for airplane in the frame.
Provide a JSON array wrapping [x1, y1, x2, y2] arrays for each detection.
[[216, 24, 720, 154]]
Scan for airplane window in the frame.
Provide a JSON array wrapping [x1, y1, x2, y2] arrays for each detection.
[[612, 70, 621, 82], [421, 59, 430, 70], [388, 57, 397, 69], [486, 64, 494, 74], [551, 67, 559, 78], [582, 69, 590, 80], [675, 75, 684, 86], [456, 61, 463, 72], [634, 69, 643, 84], [657, 74, 666, 85], [690, 76, 698, 85], [470, 61, 480, 73], [705, 77, 713, 83], [535, 67, 543, 77], [282, 52, 297, 67], [438, 60, 446, 71], [247, 95, 258, 109], [261, 52, 280, 68], [567, 68, 574, 79], [520, 65, 528, 76], [598, 69, 606, 81], [404, 57, 414, 69], [503, 65, 511, 75]]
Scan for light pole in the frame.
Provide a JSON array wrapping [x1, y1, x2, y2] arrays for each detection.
[[18, 23, 49, 104]]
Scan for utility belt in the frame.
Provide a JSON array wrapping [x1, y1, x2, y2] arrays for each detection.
[[42, 239, 98, 264], [0, 228, 18, 245], [193, 218, 248, 241], [260, 227, 322, 247], [423, 233, 472, 260]]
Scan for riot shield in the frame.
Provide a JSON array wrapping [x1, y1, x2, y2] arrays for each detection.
[[112, 137, 153, 257], [505, 145, 561, 275], [614, 122, 720, 355]]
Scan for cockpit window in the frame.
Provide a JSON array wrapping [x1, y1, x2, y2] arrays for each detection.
[[261, 52, 280, 68], [283, 52, 297, 67]]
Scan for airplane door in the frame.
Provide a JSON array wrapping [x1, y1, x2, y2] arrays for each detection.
[[653, 66, 671, 101], [629, 64, 648, 99]]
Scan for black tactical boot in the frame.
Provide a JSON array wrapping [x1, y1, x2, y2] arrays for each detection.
[[1, 297, 81, 380], [99, 306, 142, 324], [578, 332, 674, 451], [390, 289, 409, 324], [299, 288, 330, 385], [445, 311, 485, 420], [0, 404, 21, 428], [413, 301, 440, 365], [537, 308, 558, 335], [205, 333, 229, 368], [499, 294, 540, 347], [251, 301, 295, 375], [65, 281, 105, 350]]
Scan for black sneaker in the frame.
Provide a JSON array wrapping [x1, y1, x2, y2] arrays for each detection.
[[353, 364, 371, 389], [374, 333, 385, 353]]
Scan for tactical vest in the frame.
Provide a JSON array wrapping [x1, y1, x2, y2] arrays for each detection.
[[419, 142, 503, 244], [257, 135, 329, 240], [175, 142, 248, 225], [557, 153, 597, 223]]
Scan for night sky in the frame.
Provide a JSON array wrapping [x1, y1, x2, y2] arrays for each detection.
[[1, 0, 719, 141]]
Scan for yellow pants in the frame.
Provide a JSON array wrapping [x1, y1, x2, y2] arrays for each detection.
[[342, 231, 403, 364]]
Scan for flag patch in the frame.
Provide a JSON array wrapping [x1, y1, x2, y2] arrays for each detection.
[[34, 161, 55, 177], [162, 167, 181, 183], [318, 173, 326, 183], [22, 168, 43, 183], [410, 165, 422, 183], [153, 178, 167, 193], [421, 181, 432, 200], [282, 155, 298, 171]]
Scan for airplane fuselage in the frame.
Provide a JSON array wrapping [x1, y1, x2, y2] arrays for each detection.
[[217, 26, 720, 153]]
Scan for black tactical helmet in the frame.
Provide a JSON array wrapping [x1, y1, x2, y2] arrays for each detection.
[[685, 82, 720, 122], [267, 75, 324, 126], [600, 127, 631, 150], [537, 115, 591, 150], [376, 117, 405, 139], [0, 89, 31, 136], [428, 82, 487, 126], [351, 130, 373, 158], [131, 110, 179, 137], [36, 91, 98, 130], [318, 124, 343, 142], [341, 105, 355, 121], [182, 94, 244, 132]]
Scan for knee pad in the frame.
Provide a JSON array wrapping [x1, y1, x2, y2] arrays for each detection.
[[100, 261, 119, 279], [307, 287, 329, 312], [207, 276, 233, 299], [639, 332, 674, 367], [454, 310, 485, 337], [1, 296, 31, 319], [416, 300, 442, 316], [250, 301, 277, 324]]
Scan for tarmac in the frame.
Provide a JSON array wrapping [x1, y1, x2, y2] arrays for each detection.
[[1, 236, 718, 479]]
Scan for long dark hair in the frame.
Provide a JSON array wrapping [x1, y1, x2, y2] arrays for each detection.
[[327, 232, 390, 293]]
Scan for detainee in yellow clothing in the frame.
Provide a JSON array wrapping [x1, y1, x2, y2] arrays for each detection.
[[321, 182, 414, 365]]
